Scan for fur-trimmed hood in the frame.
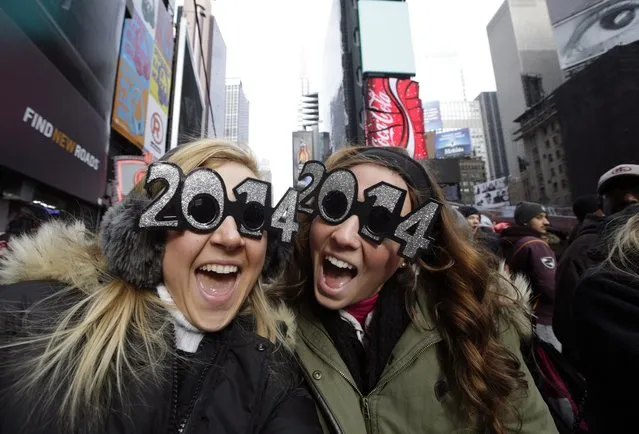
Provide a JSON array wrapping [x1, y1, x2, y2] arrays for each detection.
[[492, 262, 534, 340], [0, 220, 298, 347]]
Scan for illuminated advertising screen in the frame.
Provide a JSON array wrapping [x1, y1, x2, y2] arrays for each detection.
[[292, 131, 315, 186], [424, 101, 443, 132], [435, 128, 472, 159], [365, 77, 427, 160]]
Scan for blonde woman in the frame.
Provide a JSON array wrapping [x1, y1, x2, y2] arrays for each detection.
[[0, 140, 321, 434]]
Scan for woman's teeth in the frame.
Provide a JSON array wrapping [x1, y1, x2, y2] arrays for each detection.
[[326, 255, 355, 270], [198, 264, 238, 274]]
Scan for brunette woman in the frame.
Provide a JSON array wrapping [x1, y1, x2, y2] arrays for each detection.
[[274, 146, 557, 433]]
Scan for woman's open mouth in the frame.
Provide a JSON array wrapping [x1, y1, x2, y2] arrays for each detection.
[[321, 254, 358, 292], [195, 264, 240, 305]]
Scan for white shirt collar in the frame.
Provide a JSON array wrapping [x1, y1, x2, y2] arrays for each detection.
[[157, 285, 204, 353]]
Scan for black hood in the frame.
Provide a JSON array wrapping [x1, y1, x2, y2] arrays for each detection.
[[577, 214, 605, 237]]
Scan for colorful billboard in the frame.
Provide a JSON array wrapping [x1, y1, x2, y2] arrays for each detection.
[[112, 0, 173, 159], [547, 0, 639, 69], [474, 177, 510, 208], [365, 77, 427, 160], [292, 131, 315, 186], [435, 128, 472, 159], [112, 12, 153, 148], [424, 101, 443, 131]]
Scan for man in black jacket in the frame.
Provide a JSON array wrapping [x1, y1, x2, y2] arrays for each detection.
[[553, 164, 639, 364]]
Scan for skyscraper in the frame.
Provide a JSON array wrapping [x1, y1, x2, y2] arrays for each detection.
[[435, 100, 490, 178], [487, 0, 563, 200], [476, 92, 508, 180], [224, 78, 249, 144]]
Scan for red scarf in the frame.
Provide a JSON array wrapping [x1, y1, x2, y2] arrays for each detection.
[[346, 294, 379, 327]]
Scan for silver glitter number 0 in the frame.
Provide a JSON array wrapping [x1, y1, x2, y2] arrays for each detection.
[[139, 163, 181, 229], [181, 169, 225, 232], [317, 170, 357, 224]]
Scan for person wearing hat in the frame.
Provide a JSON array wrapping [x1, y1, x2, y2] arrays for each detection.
[[457, 205, 481, 233], [597, 164, 639, 215], [458, 206, 503, 257], [551, 164, 639, 363], [501, 202, 561, 351]]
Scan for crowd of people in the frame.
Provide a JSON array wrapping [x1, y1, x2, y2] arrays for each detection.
[[0, 139, 636, 433], [456, 164, 639, 433]]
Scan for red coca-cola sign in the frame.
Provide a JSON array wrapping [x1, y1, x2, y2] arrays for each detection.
[[365, 77, 427, 160]]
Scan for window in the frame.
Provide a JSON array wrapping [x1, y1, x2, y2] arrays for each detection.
[[548, 154, 554, 162], [551, 168, 556, 177], [553, 182, 558, 193], [561, 179, 567, 189], [553, 136, 560, 146], [545, 140, 550, 149], [559, 165, 564, 174], [543, 154, 547, 159], [556, 149, 561, 158]]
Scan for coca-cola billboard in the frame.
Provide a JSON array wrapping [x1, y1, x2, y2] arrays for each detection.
[[365, 78, 427, 160]]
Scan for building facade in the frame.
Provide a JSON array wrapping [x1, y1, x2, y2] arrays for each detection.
[[436, 100, 490, 178], [514, 96, 571, 206], [487, 0, 564, 200], [181, 0, 227, 138], [460, 158, 488, 204], [224, 78, 250, 144], [476, 92, 508, 180]]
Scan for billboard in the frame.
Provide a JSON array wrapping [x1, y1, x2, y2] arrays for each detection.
[[292, 131, 315, 186], [112, 0, 173, 158], [548, 0, 639, 69], [0, 10, 108, 204], [474, 177, 510, 208], [365, 77, 427, 160], [358, 1, 416, 76], [435, 128, 472, 159], [2, 0, 126, 121], [424, 101, 443, 132]]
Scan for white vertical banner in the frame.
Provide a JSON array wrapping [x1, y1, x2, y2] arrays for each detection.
[[143, 95, 168, 159]]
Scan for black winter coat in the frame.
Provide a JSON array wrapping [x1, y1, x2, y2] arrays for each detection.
[[552, 214, 604, 364], [574, 270, 639, 433], [0, 280, 322, 434]]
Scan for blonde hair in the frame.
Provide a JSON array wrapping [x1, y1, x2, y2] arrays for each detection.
[[0, 139, 286, 431], [604, 212, 639, 275]]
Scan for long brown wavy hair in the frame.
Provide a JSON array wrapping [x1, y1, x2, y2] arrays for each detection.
[[274, 146, 528, 433]]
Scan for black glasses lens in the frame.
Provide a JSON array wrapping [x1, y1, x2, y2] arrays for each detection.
[[242, 202, 266, 231], [188, 194, 219, 225], [367, 206, 392, 235], [322, 190, 348, 220]]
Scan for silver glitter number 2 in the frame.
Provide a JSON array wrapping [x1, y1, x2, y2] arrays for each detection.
[[139, 163, 181, 229], [297, 161, 326, 214]]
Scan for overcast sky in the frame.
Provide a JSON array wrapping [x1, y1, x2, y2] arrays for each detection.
[[180, 0, 506, 200]]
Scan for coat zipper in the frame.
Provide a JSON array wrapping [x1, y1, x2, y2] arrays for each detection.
[[302, 332, 440, 433]]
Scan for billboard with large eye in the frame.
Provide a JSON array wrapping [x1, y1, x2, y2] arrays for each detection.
[[547, 0, 639, 70]]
